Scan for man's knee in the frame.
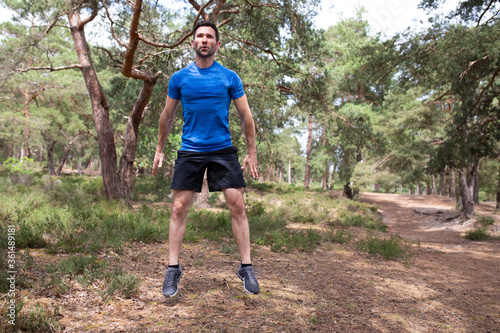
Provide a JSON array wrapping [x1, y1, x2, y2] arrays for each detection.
[[171, 190, 194, 220]]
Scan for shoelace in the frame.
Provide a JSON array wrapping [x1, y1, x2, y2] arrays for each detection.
[[244, 267, 258, 284], [164, 269, 178, 285]]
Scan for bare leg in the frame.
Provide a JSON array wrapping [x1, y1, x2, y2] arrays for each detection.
[[222, 187, 252, 264], [168, 189, 195, 265]]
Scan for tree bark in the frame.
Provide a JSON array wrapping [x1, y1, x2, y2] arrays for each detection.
[[118, 79, 157, 202], [56, 134, 79, 175], [47, 140, 56, 176], [304, 114, 313, 189], [458, 166, 475, 216], [431, 174, 437, 195], [439, 171, 446, 196], [473, 159, 482, 204], [68, 8, 122, 200], [496, 155, 500, 209], [288, 158, 291, 184], [449, 167, 456, 198], [321, 124, 328, 190]]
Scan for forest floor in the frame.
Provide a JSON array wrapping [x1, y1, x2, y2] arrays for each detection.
[[13, 193, 500, 332]]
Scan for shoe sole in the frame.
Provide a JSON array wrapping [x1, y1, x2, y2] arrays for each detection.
[[163, 271, 183, 298], [237, 270, 259, 295]]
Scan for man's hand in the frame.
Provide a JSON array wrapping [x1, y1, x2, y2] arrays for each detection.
[[152, 151, 164, 175], [241, 153, 258, 179]]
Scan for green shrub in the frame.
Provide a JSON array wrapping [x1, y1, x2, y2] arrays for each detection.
[[355, 235, 412, 260], [477, 215, 494, 227], [104, 267, 140, 299], [256, 229, 322, 253], [2, 157, 36, 175], [336, 209, 387, 232], [465, 228, 487, 241], [14, 303, 61, 332], [328, 228, 353, 244]]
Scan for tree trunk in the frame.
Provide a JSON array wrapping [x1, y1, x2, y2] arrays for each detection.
[[496, 155, 500, 209], [458, 166, 475, 216], [321, 125, 328, 191], [473, 159, 482, 205], [288, 158, 291, 184], [57, 135, 79, 175], [39, 143, 43, 165], [68, 9, 121, 200], [431, 174, 437, 195], [439, 171, 446, 196], [473, 169, 480, 205], [47, 140, 56, 176], [449, 167, 456, 198], [118, 79, 157, 202], [304, 114, 313, 189]]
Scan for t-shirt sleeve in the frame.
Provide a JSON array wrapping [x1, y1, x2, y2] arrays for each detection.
[[167, 73, 181, 100], [229, 72, 245, 100]]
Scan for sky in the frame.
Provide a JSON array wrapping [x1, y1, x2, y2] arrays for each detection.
[[0, 0, 461, 38], [314, 0, 461, 37]]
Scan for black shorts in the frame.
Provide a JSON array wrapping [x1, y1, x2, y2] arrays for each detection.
[[171, 146, 246, 192]]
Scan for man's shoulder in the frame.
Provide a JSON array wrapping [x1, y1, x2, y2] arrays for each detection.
[[172, 62, 196, 76], [214, 61, 238, 76]]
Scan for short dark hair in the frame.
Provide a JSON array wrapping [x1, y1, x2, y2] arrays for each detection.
[[193, 20, 219, 42]]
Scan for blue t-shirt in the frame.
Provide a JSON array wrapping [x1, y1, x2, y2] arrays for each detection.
[[168, 61, 245, 152]]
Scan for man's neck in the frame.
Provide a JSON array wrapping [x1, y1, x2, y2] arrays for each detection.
[[195, 56, 215, 69]]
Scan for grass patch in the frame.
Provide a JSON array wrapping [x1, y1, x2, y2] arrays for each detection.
[[335, 205, 386, 232], [327, 228, 353, 244], [477, 215, 495, 228], [10, 302, 62, 333], [355, 235, 412, 260], [247, 181, 305, 194], [104, 266, 140, 298], [0, 175, 170, 254], [44, 254, 139, 298], [464, 228, 487, 241]]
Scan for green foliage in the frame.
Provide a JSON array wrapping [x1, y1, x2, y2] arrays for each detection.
[[477, 215, 495, 227], [334, 202, 387, 232], [247, 180, 305, 194], [2, 157, 36, 174], [327, 228, 353, 244], [0, 175, 170, 254], [355, 235, 413, 260], [464, 228, 487, 241], [11, 303, 62, 333], [104, 266, 140, 299]]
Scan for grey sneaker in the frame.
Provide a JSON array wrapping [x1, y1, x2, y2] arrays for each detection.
[[236, 264, 260, 294], [162, 266, 183, 297]]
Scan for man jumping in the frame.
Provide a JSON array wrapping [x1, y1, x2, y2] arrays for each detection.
[[153, 20, 260, 297]]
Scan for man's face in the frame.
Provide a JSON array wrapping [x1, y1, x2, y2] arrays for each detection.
[[191, 26, 220, 58]]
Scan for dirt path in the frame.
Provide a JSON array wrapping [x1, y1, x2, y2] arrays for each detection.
[[17, 193, 500, 332]]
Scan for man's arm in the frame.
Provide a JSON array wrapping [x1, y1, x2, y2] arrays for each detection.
[[153, 96, 180, 175], [233, 94, 258, 179]]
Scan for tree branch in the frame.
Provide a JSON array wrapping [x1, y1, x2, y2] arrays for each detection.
[[101, 0, 127, 48], [459, 56, 488, 81], [16, 64, 83, 73], [476, 0, 495, 27], [470, 66, 500, 113], [79, 0, 99, 28], [188, 0, 210, 21], [244, 0, 278, 8], [230, 36, 304, 75]]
